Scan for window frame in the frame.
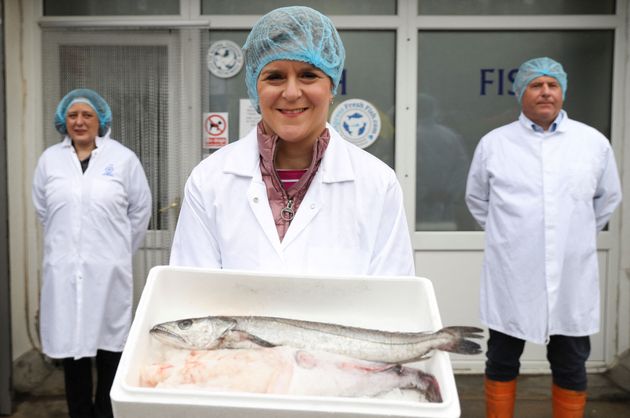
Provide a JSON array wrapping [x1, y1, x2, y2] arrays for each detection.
[[405, 3, 625, 251]]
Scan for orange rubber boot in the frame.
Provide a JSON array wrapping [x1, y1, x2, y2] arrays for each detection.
[[485, 377, 517, 418], [552, 384, 587, 418]]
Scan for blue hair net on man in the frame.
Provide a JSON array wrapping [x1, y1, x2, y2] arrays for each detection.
[[242, 6, 346, 113], [513, 57, 568, 103], [54, 88, 112, 137]]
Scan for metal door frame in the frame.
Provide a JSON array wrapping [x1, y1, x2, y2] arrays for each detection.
[[41, 28, 200, 306], [0, 0, 14, 412]]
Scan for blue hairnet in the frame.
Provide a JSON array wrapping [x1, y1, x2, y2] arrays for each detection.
[[513, 57, 568, 103], [54, 88, 112, 137], [243, 6, 346, 112]]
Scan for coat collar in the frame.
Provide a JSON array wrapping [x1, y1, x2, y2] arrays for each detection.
[[61, 129, 111, 149], [318, 124, 355, 183], [222, 128, 261, 177], [518, 110, 569, 134], [223, 123, 356, 184]]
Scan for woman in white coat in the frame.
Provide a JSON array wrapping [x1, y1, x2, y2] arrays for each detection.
[[170, 6, 414, 276], [32, 88, 152, 418]]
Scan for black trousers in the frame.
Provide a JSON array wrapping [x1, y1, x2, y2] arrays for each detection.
[[485, 329, 590, 391], [62, 349, 122, 418]]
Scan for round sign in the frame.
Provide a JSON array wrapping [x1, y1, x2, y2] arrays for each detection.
[[330, 99, 382, 149], [207, 40, 244, 78], [204, 114, 227, 136]]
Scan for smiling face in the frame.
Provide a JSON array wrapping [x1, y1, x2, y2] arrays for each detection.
[[520, 75, 564, 131], [65, 102, 100, 145], [257, 60, 333, 151]]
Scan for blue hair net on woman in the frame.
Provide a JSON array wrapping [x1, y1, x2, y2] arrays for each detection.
[[243, 6, 346, 112], [54, 88, 112, 137], [513, 57, 568, 103]]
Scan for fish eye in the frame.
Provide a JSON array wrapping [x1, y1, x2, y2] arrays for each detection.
[[178, 319, 193, 330]]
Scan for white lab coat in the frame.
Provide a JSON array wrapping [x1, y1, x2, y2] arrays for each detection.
[[32, 133, 152, 359], [170, 125, 415, 276], [465, 112, 621, 344]]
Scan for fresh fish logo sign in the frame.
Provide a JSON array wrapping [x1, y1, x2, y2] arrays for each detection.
[[343, 113, 367, 137], [330, 99, 381, 149], [102, 164, 115, 177]]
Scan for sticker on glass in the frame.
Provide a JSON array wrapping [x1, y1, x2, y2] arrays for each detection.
[[330, 99, 381, 149], [203, 112, 229, 149], [239, 99, 261, 137], [207, 40, 244, 78]]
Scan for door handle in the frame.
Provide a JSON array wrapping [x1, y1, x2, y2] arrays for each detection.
[[159, 197, 180, 213]]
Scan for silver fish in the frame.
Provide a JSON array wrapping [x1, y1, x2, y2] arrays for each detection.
[[150, 315, 482, 363]]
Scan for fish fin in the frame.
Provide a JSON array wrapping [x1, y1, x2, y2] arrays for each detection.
[[398, 367, 443, 403], [437, 326, 484, 355], [441, 326, 484, 338], [400, 354, 433, 363], [245, 333, 276, 348], [217, 330, 276, 349], [415, 369, 443, 403], [445, 338, 482, 355]]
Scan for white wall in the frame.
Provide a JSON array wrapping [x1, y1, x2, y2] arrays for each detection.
[[6, 0, 43, 361]]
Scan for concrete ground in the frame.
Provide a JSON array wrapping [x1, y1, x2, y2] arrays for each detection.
[[457, 373, 630, 417], [4, 365, 630, 418]]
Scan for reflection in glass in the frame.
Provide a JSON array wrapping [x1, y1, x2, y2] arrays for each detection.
[[54, 44, 169, 231], [338, 32, 396, 167], [417, 30, 613, 231], [44, 0, 180, 16], [201, 0, 396, 15], [418, 0, 615, 15], [416, 95, 468, 231]]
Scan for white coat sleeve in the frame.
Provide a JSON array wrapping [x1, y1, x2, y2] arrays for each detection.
[[169, 170, 222, 268], [126, 156, 152, 253], [593, 145, 622, 231], [368, 176, 415, 276], [465, 141, 489, 229], [32, 154, 48, 226]]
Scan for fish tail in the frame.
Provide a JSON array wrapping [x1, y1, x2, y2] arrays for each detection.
[[408, 369, 442, 403], [437, 326, 484, 355]]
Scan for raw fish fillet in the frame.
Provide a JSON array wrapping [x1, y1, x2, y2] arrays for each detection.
[[140, 346, 442, 402]]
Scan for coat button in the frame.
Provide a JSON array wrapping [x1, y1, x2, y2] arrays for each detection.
[[310, 204, 316, 209], [253, 197, 259, 203]]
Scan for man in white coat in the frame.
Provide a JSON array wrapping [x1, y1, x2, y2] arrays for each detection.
[[465, 57, 621, 418]]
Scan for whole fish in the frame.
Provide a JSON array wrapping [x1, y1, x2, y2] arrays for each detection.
[[140, 346, 442, 402], [150, 315, 482, 363]]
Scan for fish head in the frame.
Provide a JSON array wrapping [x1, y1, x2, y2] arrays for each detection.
[[149, 316, 235, 349]]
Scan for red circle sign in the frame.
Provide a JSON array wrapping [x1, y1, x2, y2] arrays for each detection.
[[205, 114, 227, 136]]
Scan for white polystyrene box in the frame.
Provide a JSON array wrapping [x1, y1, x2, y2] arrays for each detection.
[[111, 266, 461, 418]]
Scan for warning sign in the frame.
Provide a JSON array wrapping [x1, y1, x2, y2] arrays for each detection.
[[203, 112, 229, 149]]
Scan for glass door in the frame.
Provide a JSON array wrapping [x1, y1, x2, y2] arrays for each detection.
[[41, 29, 199, 304]]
